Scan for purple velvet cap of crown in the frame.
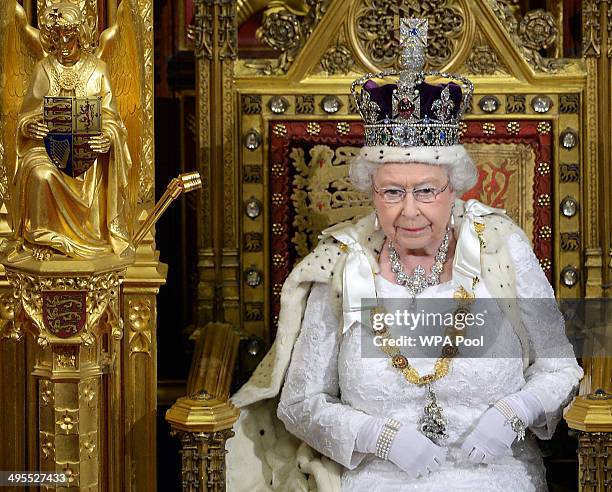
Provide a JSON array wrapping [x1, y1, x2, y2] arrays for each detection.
[[363, 80, 463, 120]]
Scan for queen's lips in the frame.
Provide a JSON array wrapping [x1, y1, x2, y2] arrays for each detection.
[[399, 225, 429, 232]]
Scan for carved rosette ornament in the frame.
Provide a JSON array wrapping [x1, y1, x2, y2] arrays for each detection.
[[255, 0, 331, 74], [259, 10, 301, 51], [488, 1, 564, 72], [465, 32, 506, 75], [321, 43, 355, 75], [517, 9, 557, 51], [353, 0, 464, 70]]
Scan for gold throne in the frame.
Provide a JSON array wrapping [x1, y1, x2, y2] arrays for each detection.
[[168, 1, 611, 490]]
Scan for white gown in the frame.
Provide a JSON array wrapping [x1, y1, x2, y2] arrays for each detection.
[[277, 233, 583, 491]]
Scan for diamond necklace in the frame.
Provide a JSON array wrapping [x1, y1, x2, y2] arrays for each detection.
[[388, 227, 450, 297]]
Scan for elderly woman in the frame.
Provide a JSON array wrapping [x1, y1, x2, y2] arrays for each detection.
[[227, 20, 582, 492]]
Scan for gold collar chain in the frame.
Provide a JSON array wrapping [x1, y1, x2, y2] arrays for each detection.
[[370, 285, 475, 386], [369, 220, 484, 441], [369, 285, 476, 441]]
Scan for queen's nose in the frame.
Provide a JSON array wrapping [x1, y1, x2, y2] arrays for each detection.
[[400, 192, 421, 218]]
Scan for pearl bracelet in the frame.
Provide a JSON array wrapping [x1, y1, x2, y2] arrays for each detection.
[[494, 400, 527, 441], [375, 419, 402, 459]]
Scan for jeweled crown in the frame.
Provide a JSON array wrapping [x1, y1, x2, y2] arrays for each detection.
[[351, 19, 474, 147]]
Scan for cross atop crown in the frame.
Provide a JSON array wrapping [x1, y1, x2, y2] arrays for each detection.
[[399, 18, 428, 73]]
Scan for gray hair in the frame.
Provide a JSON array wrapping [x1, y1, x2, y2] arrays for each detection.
[[349, 152, 479, 195]]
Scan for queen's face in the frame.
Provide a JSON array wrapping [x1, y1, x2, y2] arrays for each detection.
[[372, 163, 455, 253]]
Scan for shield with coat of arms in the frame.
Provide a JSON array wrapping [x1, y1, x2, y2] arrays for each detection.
[[42, 291, 87, 338], [43, 96, 102, 177]]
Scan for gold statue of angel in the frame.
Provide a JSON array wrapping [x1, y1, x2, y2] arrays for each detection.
[[0, 0, 145, 261]]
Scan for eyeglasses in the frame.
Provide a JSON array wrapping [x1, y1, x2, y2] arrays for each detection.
[[372, 180, 450, 204]]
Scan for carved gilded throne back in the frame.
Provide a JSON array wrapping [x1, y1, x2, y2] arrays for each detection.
[[182, 1, 612, 490], [221, 1, 590, 345]]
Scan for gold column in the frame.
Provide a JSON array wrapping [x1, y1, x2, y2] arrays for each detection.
[[4, 257, 127, 490], [602, 0, 612, 296], [191, 0, 215, 326], [193, 0, 240, 327], [0, 277, 26, 477], [582, 0, 606, 299], [580, 0, 612, 388], [116, 250, 166, 492], [563, 10, 612, 491]]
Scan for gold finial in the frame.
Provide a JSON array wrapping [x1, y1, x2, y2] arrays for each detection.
[[179, 171, 203, 193]]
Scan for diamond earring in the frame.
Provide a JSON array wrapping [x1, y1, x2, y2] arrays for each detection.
[[374, 212, 380, 230], [450, 204, 456, 228]]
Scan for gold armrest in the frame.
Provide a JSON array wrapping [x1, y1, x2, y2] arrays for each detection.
[[166, 322, 241, 491]]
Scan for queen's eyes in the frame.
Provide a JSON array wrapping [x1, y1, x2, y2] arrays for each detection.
[[383, 189, 405, 197]]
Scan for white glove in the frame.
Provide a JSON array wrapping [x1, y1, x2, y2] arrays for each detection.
[[461, 406, 516, 464], [502, 389, 546, 428], [461, 389, 545, 464], [355, 417, 386, 454], [356, 418, 447, 478], [389, 425, 447, 478]]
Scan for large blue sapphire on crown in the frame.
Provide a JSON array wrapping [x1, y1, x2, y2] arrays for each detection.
[[351, 71, 473, 148]]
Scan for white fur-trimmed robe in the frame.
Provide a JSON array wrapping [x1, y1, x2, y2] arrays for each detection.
[[226, 199, 580, 491]]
